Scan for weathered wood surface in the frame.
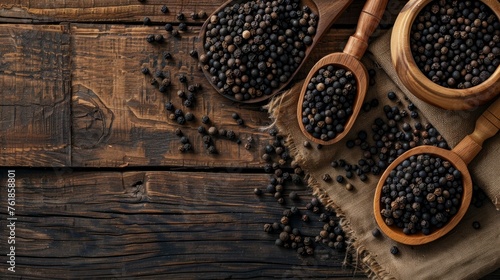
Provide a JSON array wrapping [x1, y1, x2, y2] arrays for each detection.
[[70, 24, 356, 168], [0, 0, 405, 26], [0, 169, 364, 279], [0, 23, 359, 168], [0, 24, 71, 167]]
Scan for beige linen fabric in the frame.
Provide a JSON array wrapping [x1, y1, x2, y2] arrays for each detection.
[[368, 30, 499, 208], [267, 32, 500, 278]]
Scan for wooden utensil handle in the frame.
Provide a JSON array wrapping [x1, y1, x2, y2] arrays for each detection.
[[453, 97, 500, 164], [313, 0, 353, 45], [343, 0, 389, 60]]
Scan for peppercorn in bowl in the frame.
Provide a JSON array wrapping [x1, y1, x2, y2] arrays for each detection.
[[391, 0, 500, 110], [373, 145, 472, 245]]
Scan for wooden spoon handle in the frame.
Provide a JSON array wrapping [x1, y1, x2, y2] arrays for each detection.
[[343, 0, 389, 60], [313, 0, 353, 45], [453, 97, 500, 164]]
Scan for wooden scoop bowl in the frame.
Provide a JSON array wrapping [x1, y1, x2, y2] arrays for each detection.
[[374, 96, 500, 245], [198, 0, 353, 103], [391, 0, 500, 110], [297, 0, 389, 145]]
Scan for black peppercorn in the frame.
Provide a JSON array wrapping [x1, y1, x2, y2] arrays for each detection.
[[336, 175, 344, 183], [161, 5, 169, 13], [178, 74, 187, 83], [143, 17, 151, 25], [176, 13, 185, 21], [178, 22, 187, 31], [165, 101, 174, 111], [387, 91, 397, 100], [164, 23, 173, 32], [472, 221, 481, 229], [146, 34, 155, 43], [154, 34, 164, 43], [372, 228, 381, 237], [390, 246, 399, 255]]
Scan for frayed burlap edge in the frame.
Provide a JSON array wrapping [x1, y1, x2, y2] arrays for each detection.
[[266, 88, 396, 280]]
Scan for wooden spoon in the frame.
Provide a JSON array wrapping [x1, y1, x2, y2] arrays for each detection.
[[374, 96, 500, 245], [198, 0, 354, 103], [297, 0, 389, 145]]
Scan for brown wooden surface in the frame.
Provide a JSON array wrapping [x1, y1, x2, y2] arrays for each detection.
[[0, 169, 363, 279], [1, 0, 499, 278]]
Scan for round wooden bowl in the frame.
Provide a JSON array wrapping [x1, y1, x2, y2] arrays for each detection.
[[373, 145, 473, 245], [297, 53, 368, 145], [391, 0, 500, 110]]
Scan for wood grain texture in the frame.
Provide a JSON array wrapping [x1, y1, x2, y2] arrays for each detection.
[[0, 24, 71, 167], [0, 0, 403, 26], [0, 168, 363, 279], [69, 24, 355, 168]]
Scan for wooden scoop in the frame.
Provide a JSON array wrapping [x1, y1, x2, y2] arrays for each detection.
[[198, 0, 353, 103], [297, 0, 389, 145], [374, 96, 500, 245]]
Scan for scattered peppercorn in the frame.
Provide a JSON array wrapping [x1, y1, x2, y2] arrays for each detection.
[[390, 246, 399, 255], [472, 221, 481, 230], [164, 24, 173, 32], [161, 5, 169, 13], [146, 34, 155, 43], [372, 228, 381, 237], [143, 17, 151, 25]]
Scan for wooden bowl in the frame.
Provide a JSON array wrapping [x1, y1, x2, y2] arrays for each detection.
[[373, 145, 473, 245], [391, 0, 500, 110]]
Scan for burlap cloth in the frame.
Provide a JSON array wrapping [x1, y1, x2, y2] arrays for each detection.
[[267, 30, 499, 279]]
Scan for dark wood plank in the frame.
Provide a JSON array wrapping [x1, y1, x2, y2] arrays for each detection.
[[0, 0, 405, 26], [69, 24, 356, 168], [0, 168, 364, 278], [0, 24, 71, 167]]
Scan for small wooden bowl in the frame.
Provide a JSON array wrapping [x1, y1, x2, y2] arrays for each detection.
[[373, 146, 473, 245], [391, 0, 500, 110]]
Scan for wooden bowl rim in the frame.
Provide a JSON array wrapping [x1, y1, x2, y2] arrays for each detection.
[[373, 145, 473, 245], [198, 0, 330, 104], [296, 52, 368, 145], [391, 0, 500, 104]]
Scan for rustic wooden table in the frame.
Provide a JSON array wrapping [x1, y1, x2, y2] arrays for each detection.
[[0, 0, 499, 279]]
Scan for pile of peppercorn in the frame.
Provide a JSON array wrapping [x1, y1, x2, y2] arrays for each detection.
[[301, 66, 357, 141], [379, 154, 463, 235], [410, 0, 500, 88], [200, 0, 318, 101]]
